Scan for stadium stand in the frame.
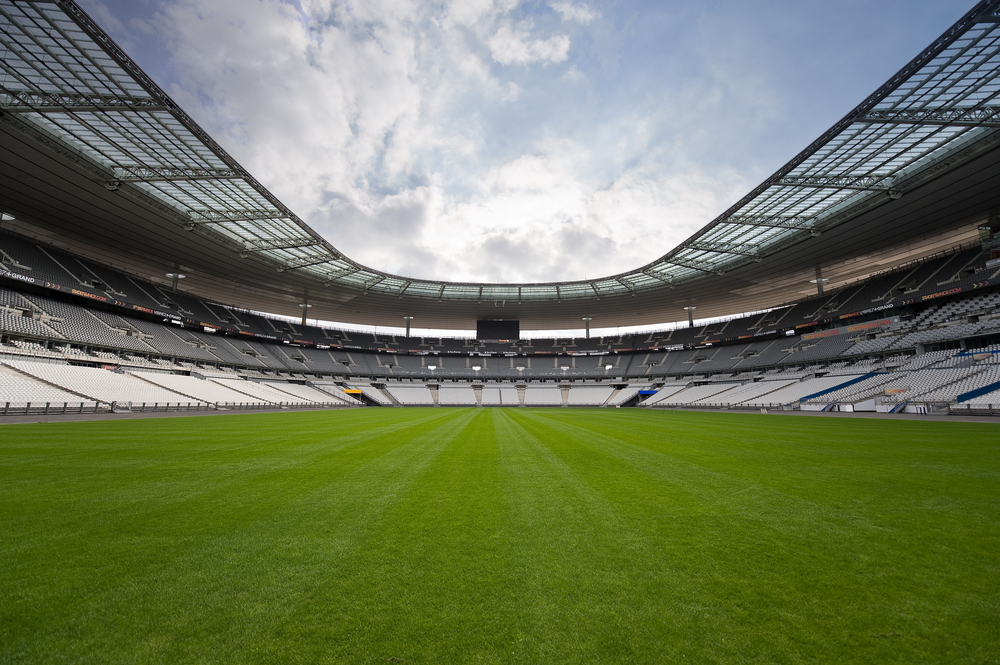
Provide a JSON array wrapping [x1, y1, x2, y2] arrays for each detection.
[[3, 360, 198, 408], [209, 378, 325, 405], [6, 257, 1000, 414], [438, 384, 478, 406], [0, 362, 98, 411], [4, 0, 1000, 422], [523, 385, 564, 406], [385, 383, 435, 406], [566, 385, 615, 406], [694, 379, 800, 407], [126, 372, 269, 406], [261, 382, 348, 405], [482, 385, 520, 406], [741, 375, 866, 408], [308, 383, 362, 405]]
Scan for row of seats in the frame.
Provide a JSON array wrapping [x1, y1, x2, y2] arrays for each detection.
[[375, 382, 641, 407], [5, 276, 1000, 390], [0, 357, 359, 409], [4, 360, 198, 406], [5, 350, 999, 410], [1, 228, 992, 355]]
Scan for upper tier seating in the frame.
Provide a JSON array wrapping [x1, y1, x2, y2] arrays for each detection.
[[7, 226, 1000, 415]]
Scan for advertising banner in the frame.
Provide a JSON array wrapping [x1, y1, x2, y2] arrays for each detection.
[[800, 317, 900, 341]]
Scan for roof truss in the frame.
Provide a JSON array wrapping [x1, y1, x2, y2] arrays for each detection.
[[0, 90, 167, 113]]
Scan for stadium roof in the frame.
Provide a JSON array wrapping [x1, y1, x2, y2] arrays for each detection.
[[2, 0, 1000, 330]]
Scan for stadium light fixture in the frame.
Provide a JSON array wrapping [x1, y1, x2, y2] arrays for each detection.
[[165, 272, 185, 292], [809, 277, 830, 296]]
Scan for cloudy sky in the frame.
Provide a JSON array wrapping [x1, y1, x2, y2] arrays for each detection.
[[81, 0, 966, 285]]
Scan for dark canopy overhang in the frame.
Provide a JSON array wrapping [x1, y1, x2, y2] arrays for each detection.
[[2, 0, 1000, 330]]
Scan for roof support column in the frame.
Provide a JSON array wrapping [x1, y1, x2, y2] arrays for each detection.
[[812, 267, 828, 297], [300, 289, 310, 326], [166, 263, 184, 292], [403, 316, 414, 338], [684, 306, 696, 328], [582, 317, 592, 339]]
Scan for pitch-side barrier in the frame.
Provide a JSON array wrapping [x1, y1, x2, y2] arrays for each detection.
[[0, 400, 355, 416]]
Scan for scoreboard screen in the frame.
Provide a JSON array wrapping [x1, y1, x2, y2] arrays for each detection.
[[476, 319, 519, 341]]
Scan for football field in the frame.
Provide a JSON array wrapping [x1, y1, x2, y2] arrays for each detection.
[[1, 408, 997, 663]]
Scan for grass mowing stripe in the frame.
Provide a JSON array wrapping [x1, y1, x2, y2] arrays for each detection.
[[1, 409, 459, 568], [1, 409, 475, 664], [262, 409, 512, 663], [510, 408, 1000, 663], [493, 408, 702, 662], [526, 409, 1000, 524], [0, 408, 997, 663]]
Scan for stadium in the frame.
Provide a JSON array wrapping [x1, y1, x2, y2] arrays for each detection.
[[1, 0, 998, 662]]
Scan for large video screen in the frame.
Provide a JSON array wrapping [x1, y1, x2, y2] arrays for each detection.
[[476, 319, 520, 341]]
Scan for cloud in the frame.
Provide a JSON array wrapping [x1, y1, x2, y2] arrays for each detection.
[[487, 22, 571, 66], [551, 1, 599, 25], [83, 0, 855, 286]]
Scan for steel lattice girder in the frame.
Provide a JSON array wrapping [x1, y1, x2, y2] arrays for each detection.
[[0, 90, 167, 113], [274, 256, 331, 272], [774, 175, 897, 191], [857, 106, 1000, 127], [721, 215, 817, 230], [684, 241, 762, 258], [240, 238, 317, 253], [112, 166, 243, 182], [186, 210, 290, 224]]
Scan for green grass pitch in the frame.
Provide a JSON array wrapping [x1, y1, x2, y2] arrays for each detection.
[[1, 408, 997, 663]]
